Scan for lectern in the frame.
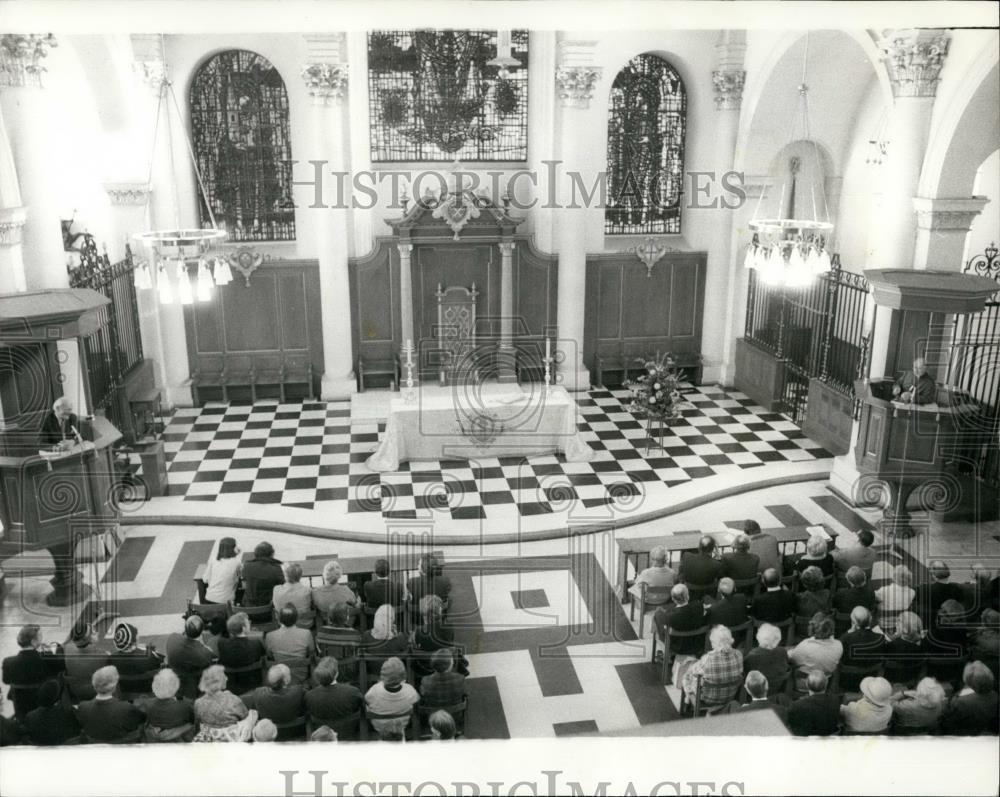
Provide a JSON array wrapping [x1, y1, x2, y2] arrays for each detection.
[[853, 269, 998, 538]]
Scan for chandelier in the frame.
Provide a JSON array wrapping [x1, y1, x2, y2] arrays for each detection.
[[745, 33, 833, 288], [131, 46, 232, 305]]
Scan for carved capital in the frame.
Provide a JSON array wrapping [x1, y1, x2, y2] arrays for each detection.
[[0, 34, 57, 88], [103, 182, 152, 207], [0, 206, 27, 246], [712, 70, 745, 111], [878, 29, 950, 98], [555, 67, 602, 109], [498, 241, 516, 258], [913, 196, 989, 231], [302, 62, 349, 104], [397, 242, 413, 259]]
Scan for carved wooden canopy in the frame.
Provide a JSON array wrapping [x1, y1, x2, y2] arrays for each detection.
[[385, 189, 523, 244]]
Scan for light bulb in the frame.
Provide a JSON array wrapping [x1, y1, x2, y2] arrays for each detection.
[[806, 247, 821, 275], [157, 264, 173, 304], [133, 263, 151, 290], [789, 247, 805, 271], [818, 249, 831, 273], [197, 259, 213, 302], [178, 268, 194, 305], [744, 245, 756, 270], [212, 257, 233, 286]]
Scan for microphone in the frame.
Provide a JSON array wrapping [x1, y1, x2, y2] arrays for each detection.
[[70, 425, 84, 445]]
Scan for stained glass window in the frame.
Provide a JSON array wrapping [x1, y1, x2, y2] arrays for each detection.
[[189, 50, 296, 242], [605, 54, 686, 235], [368, 30, 529, 162]]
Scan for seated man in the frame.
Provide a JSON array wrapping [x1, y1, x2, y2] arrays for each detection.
[[305, 657, 363, 726], [242, 663, 305, 738], [272, 563, 313, 617], [750, 568, 796, 625], [786, 670, 841, 736], [2, 624, 65, 719], [652, 584, 706, 684], [682, 625, 744, 710], [720, 535, 760, 583], [628, 545, 676, 601], [241, 542, 285, 607], [705, 577, 749, 629], [265, 605, 317, 682], [915, 560, 965, 627], [218, 612, 266, 694], [420, 648, 467, 707], [939, 661, 1000, 736], [165, 615, 215, 697], [76, 666, 147, 743], [363, 559, 404, 609], [725, 670, 788, 724], [37, 397, 84, 449], [838, 607, 886, 691], [892, 357, 936, 405], [744, 520, 781, 575], [24, 679, 80, 745], [831, 530, 877, 578], [833, 567, 878, 615], [679, 536, 723, 599], [788, 614, 843, 688], [407, 554, 452, 609], [744, 624, 788, 688]]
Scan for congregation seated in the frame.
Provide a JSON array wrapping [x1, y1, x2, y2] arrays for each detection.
[[749, 568, 795, 625], [109, 622, 163, 677], [273, 562, 313, 617], [914, 560, 965, 625], [889, 677, 947, 734], [140, 669, 196, 743], [312, 560, 359, 619], [199, 616, 228, 658], [832, 566, 877, 615], [788, 613, 843, 688], [76, 666, 146, 743], [743, 624, 788, 689], [743, 520, 781, 574], [704, 577, 748, 630], [24, 679, 80, 745], [924, 599, 970, 688], [831, 529, 877, 580], [305, 656, 363, 727], [242, 663, 305, 739], [361, 604, 410, 657], [795, 566, 831, 621], [882, 612, 928, 687], [266, 605, 317, 663], [242, 541, 285, 607], [1, 624, 65, 719], [407, 554, 452, 613], [939, 661, 999, 736], [724, 670, 787, 724], [838, 607, 885, 690], [420, 648, 467, 706], [413, 595, 468, 677], [678, 536, 723, 599], [840, 676, 893, 734], [364, 657, 419, 736], [165, 616, 215, 697], [875, 565, 916, 630], [429, 709, 457, 740], [202, 537, 242, 605], [793, 535, 834, 579], [217, 612, 266, 692], [193, 665, 256, 742], [63, 621, 107, 702], [785, 670, 840, 736], [653, 584, 706, 682], [364, 558, 405, 609], [682, 625, 743, 710], [628, 545, 676, 600], [720, 535, 760, 582]]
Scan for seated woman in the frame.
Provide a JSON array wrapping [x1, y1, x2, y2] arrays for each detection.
[[940, 661, 1000, 736], [272, 563, 314, 619], [202, 537, 241, 605], [25, 679, 80, 745], [876, 565, 916, 631], [412, 595, 468, 678], [793, 535, 834, 579], [890, 677, 946, 734], [75, 666, 146, 744], [141, 669, 196, 743], [796, 566, 832, 620], [312, 561, 358, 621], [788, 614, 843, 690], [840, 676, 893, 733], [193, 665, 257, 742], [364, 657, 419, 738], [361, 604, 410, 661], [217, 612, 266, 695], [743, 623, 788, 694], [882, 612, 928, 688], [242, 663, 305, 741], [925, 599, 970, 688], [681, 625, 744, 711]]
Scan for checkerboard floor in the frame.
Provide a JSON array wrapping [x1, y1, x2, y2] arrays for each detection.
[[146, 385, 832, 520]]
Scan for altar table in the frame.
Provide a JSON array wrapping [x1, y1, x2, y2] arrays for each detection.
[[366, 385, 594, 472]]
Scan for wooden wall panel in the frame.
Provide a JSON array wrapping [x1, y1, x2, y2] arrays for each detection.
[[0, 343, 56, 422], [225, 272, 279, 352], [512, 238, 557, 339], [414, 244, 496, 342], [278, 273, 309, 350]]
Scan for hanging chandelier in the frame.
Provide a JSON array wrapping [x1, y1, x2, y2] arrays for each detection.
[[131, 43, 232, 305], [745, 33, 833, 288]]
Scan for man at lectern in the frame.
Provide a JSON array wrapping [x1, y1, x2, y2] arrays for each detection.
[[38, 397, 82, 449], [892, 357, 936, 405]]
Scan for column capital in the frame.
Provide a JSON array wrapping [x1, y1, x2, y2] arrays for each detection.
[[556, 39, 601, 109], [397, 242, 413, 257], [0, 206, 27, 246], [302, 63, 349, 104], [498, 241, 516, 257], [712, 70, 745, 111], [130, 34, 166, 91], [878, 29, 950, 98], [912, 196, 989, 231], [103, 181, 152, 207], [0, 34, 57, 89]]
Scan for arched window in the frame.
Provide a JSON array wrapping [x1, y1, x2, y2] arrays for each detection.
[[605, 54, 686, 235], [190, 50, 295, 242]]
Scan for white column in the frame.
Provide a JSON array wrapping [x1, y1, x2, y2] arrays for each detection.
[[709, 32, 746, 386], [554, 42, 601, 392], [303, 41, 356, 400], [398, 242, 414, 347], [497, 240, 516, 383], [912, 196, 989, 272], [0, 99, 27, 293]]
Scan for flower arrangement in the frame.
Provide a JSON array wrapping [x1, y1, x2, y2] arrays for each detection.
[[624, 352, 685, 422]]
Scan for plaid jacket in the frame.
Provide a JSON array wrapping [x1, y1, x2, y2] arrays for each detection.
[[691, 647, 744, 705]]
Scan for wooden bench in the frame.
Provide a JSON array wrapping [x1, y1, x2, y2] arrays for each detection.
[[357, 355, 401, 392], [190, 353, 315, 404], [594, 351, 703, 388]]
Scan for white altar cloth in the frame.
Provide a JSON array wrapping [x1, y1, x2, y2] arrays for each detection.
[[365, 385, 594, 472]]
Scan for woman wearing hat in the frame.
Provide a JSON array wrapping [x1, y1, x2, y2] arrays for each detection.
[[840, 676, 893, 733], [108, 622, 163, 677], [364, 657, 419, 737], [890, 677, 947, 734]]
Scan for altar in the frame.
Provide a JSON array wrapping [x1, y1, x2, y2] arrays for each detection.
[[366, 384, 594, 472]]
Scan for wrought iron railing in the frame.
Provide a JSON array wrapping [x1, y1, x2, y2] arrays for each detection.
[[743, 257, 871, 422]]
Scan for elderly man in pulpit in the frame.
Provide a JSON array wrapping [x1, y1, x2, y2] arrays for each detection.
[[892, 357, 936, 405], [37, 397, 87, 449]]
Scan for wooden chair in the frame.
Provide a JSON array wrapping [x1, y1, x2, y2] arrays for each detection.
[[362, 706, 415, 741], [651, 625, 709, 685], [728, 619, 755, 654], [631, 583, 673, 638], [272, 715, 309, 741], [223, 657, 267, 695], [415, 697, 468, 739], [316, 629, 365, 688], [186, 600, 231, 624], [266, 653, 314, 687], [307, 711, 363, 741], [752, 616, 794, 646], [731, 577, 761, 600], [681, 672, 743, 717], [684, 580, 718, 602], [235, 603, 278, 633]]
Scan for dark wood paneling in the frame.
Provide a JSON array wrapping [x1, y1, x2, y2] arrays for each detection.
[[735, 338, 785, 412], [278, 273, 309, 350], [885, 308, 930, 378], [512, 238, 558, 339], [225, 271, 279, 352], [802, 378, 853, 455], [414, 244, 497, 342], [0, 343, 57, 422], [349, 239, 399, 385]]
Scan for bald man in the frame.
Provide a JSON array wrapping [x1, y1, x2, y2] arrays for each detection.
[[892, 357, 936, 405], [38, 398, 81, 449]]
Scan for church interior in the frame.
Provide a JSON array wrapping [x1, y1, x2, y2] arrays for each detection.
[[0, 4, 998, 778]]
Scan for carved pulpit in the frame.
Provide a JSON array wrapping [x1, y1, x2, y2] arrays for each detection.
[[435, 283, 478, 385]]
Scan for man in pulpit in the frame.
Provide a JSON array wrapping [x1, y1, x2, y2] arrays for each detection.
[[892, 357, 936, 405], [37, 397, 82, 449]]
